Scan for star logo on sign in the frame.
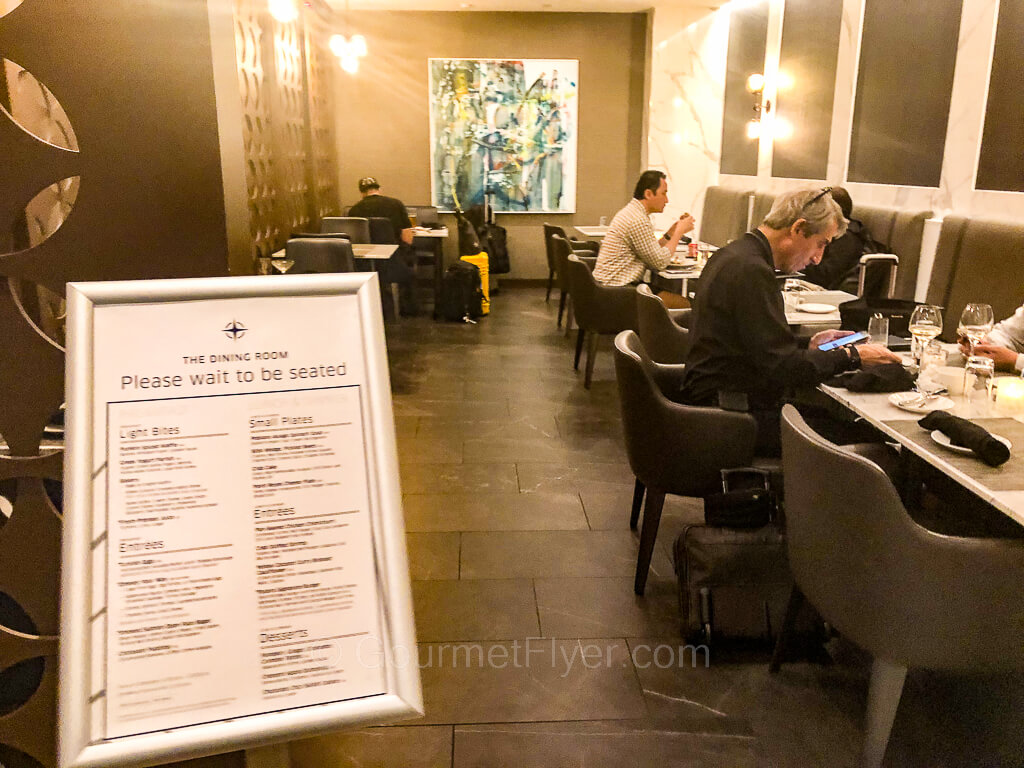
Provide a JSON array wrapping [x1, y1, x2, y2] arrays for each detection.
[[223, 320, 247, 340]]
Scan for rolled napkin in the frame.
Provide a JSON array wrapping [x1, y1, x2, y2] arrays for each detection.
[[918, 411, 1011, 467], [827, 362, 915, 393]]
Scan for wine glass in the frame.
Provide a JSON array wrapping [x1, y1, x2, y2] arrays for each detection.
[[908, 304, 943, 363], [271, 258, 295, 274], [957, 302, 994, 355]]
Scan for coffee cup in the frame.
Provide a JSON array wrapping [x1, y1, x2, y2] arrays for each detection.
[[932, 365, 965, 396]]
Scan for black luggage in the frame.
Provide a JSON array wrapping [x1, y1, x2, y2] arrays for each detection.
[[468, 201, 510, 274], [437, 260, 484, 322], [673, 523, 793, 647]]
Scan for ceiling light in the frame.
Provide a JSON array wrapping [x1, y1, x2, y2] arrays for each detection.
[[268, 0, 298, 23]]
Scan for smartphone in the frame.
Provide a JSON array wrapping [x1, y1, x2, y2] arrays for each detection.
[[817, 331, 869, 351]]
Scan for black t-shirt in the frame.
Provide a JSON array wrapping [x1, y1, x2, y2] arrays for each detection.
[[347, 194, 412, 243]]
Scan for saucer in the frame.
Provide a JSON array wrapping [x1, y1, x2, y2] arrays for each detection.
[[795, 303, 837, 314], [888, 392, 955, 413]]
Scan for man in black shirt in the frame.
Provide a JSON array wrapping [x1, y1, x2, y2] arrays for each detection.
[[679, 187, 899, 454], [348, 177, 417, 313]]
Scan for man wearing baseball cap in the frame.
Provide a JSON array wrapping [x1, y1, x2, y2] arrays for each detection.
[[349, 177, 418, 314]]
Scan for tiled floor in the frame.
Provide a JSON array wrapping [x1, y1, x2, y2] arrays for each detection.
[[289, 287, 1024, 768]]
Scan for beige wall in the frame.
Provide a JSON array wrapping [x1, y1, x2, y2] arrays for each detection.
[[333, 11, 648, 279]]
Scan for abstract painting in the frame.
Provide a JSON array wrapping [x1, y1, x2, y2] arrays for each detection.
[[429, 58, 578, 213]]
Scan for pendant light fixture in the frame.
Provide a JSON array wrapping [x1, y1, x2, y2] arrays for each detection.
[[330, 0, 366, 74], [268, 0, 298, 23]]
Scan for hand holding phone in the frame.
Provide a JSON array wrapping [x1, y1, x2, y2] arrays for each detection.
[[817, 331, 869, 351]]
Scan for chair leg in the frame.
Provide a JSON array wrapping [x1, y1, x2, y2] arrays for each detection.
[[584, 331, 599, 389], [769, 585, 806, 672], [565, 295, 574, 334], [634, 489, 665, 595], [861, 658, 908, 768], [629, 478, 645, 530], [390, 283, 401, 322], [546, 269, 555, 303], [574, 329, 585, 370], [557, 290, 567, 327]]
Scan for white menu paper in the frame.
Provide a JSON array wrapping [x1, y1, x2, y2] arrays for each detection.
[[91, 294, 387, 739]]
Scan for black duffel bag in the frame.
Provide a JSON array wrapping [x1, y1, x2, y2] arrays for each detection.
[[838, 297, 921, 337]]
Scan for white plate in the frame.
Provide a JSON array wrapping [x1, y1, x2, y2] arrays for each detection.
[[887, 392, 955, 413], [795, 303, 837, 314], [930, 429, 1011, 454]]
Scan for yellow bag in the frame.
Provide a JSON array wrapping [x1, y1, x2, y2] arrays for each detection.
[[460, 252, 490, 315]]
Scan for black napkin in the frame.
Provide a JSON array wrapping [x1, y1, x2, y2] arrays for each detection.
[[827, 362, 915, 393], [918, 411, 1011, 467]]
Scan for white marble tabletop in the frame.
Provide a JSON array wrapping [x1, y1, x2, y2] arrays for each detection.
[[271, 244, 398, 259], [821, 382, 1024, 527], [575, 225, 609, 238]]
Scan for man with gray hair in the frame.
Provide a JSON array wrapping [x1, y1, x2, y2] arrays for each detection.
[[678, 187, 899, 455]]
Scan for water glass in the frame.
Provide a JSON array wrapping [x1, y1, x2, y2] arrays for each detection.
[[917, 342, 947, 394], [599, 216, 608, 227], [963, 355, 995, 403], [867, 313, 889, 347]]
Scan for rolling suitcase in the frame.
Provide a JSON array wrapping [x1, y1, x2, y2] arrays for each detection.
[[673, 523, 793, 647]]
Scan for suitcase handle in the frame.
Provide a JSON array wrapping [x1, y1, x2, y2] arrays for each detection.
[[719, 467, 771, 494]]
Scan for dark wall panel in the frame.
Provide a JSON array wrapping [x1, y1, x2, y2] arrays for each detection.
[[848, 0, 962, 187], [720, 2, 769, 176], [976, 0, 1024, 191], [771, 0, 842, 179]]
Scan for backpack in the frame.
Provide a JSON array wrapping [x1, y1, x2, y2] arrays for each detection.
[[438, 260, 484, 322]]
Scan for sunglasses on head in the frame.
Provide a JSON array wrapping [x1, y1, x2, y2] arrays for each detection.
[[802, 186, 833, 212]]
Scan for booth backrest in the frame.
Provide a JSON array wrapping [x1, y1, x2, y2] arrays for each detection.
[[926, 216, 1024, 341], [885, 209, 932, 299], [699, 186, 753, 247], [750, 191, 775, 229]]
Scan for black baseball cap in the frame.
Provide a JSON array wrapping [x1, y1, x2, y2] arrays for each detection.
[[358, 176, 380, 192]]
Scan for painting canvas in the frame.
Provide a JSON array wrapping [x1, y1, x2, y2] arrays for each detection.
[[429, 58, 578, 213]]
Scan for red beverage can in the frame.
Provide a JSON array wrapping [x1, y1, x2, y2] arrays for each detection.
[[688, 242, 699, 258]]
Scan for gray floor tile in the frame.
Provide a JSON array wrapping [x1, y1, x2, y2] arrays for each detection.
[[399, 436, 463, 464], [464, 435, 626, 463], [412, 579, 539, 641], [403, 491, 588, 532], [417, 638, 645, 725], [453, 721, 758, 767], [516, 462, 636, 494], [406, 532, 460, 580], [460, 530, 674, 580], [535, 578, 679, 638], [417, 415, 560, 442], [581, 488, 704, 531], [400, 462, 518, 494], [290, 725, 452, 768], [395, 399, 509, 420]]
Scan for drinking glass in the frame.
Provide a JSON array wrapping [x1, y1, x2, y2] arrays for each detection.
[[271, 258, 295, 274], [908, 304, 943, 363], [963, 355, 995, 405], [867, 313, 889, 347], [957, 303, 994, 354], [917, 341, 947, 394], [599, 216, 608, 227]]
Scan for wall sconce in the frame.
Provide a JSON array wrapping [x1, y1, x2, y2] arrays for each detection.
[[330, 34, 367, 74], [746, 72, 770, 140], [268, 0, 298, 23]]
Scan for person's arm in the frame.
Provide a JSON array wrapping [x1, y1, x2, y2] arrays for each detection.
[[624, 215, 674, 271], [971, 343, 1023, 372], [659, 214, 695, 251], [731, 266, 864, 389], [400, 227, 414, 245]]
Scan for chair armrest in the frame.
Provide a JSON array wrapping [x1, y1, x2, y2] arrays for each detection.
[[648, 361, 687, 394]]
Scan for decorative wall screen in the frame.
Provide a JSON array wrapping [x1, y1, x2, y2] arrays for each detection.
[[429, 58, 578, 213]]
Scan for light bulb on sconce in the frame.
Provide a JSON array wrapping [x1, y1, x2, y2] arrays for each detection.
[[268, 0, 298, 23], [745, 72, 773, 141]]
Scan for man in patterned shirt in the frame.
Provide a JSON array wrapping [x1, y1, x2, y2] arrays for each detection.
[[592, 170, 695, 286]]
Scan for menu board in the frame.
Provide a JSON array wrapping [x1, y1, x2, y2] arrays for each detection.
[[60, 276, 421, 768]]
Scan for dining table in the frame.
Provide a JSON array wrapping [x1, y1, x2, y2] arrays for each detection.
[[821, 377, 1024, 528], [574, 224, 609, 239]]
